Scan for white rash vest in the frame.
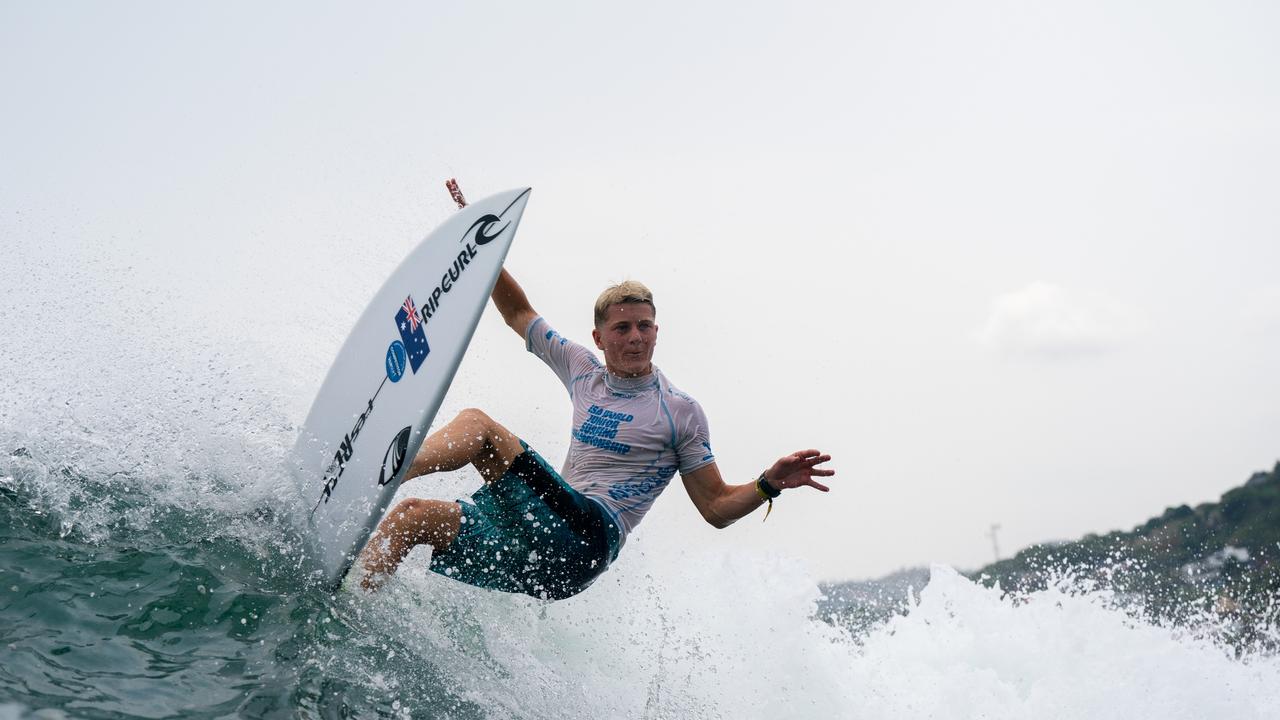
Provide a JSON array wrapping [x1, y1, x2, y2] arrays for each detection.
[[525, 316, 715, 546]]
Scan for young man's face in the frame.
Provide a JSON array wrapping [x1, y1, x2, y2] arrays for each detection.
[[592, 302, 658, 378]]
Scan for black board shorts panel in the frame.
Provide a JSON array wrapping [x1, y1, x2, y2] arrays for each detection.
[[428, 443, 620, 600]]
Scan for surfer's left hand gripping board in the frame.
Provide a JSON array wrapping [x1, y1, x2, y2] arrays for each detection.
[[289, 188, 532, 589]]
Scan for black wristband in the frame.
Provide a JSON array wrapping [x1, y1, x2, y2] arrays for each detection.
[[757, 473, 781, 499]]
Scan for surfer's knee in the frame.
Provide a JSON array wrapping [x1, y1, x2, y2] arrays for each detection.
[[389, 497, 427, 521], [459, 408, 515, 440], [389, 497, 443, 526], [457, 408, 519, 451], [456, 407, 493, 429], [442, 408, 522, 482]]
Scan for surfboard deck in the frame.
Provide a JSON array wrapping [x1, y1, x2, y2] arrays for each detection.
[[290, 188, 532, 589]]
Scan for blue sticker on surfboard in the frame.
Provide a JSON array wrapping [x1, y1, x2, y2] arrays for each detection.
[[385, 341, 408, 382]]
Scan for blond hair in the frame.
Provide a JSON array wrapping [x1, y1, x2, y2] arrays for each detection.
[[593, 280, 655, 327]]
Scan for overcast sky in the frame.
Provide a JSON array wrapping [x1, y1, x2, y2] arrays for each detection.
[[3, 1, 1278, 580]]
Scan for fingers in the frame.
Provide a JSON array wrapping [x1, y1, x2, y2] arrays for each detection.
[[777, 467, 835, 490], [781, 451, 832, 472], [802, 465, 834, 489], [768, 449, 836, 492]]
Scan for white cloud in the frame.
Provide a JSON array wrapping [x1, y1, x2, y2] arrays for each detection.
[[977, 282, 1143, 359]]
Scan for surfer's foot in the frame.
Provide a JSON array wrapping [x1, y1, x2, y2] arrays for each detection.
[[356, 564, 390, 592], [354, 540, 389, 591]]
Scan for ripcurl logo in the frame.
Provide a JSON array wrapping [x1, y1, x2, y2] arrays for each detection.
[[378, 426, 413, 486], [414, 196, 526, 329], [466, 214, 508, 246]]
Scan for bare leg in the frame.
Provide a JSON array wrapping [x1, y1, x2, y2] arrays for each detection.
[[404, 407, 525, 483], [358, 408, 524, 589], [359, 498, 461, 590]]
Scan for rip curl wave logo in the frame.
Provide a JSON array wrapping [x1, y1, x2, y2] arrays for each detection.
[[415, 189, 530, 329], [378, 426, 413, 486], [466, 214, 508, 246]]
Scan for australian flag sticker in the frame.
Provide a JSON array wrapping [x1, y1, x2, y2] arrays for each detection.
[[395, 295, 430, 373]]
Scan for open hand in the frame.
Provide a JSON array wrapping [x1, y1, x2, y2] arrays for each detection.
[[765, 449, 834, 492]]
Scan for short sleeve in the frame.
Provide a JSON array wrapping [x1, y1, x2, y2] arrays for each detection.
[[525, 316, 601, 392], [675, 398, 715, 474]]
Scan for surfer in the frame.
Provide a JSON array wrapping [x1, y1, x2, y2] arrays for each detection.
[[358, 270, 834, 599]]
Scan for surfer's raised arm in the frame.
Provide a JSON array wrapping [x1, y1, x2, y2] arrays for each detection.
[[490, 269, 538, 336]]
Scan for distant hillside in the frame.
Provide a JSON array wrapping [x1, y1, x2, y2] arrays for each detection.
[[973, 462, 1280, 635], [820, 463, 1280, 643]]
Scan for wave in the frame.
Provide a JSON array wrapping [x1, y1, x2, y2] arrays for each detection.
[[4, 433, 1278, 719], [3, 231, 1277, 719]]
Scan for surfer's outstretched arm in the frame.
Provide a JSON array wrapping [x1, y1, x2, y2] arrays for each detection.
[[491, 269, 538, 336], [680, 451, 834, 528]]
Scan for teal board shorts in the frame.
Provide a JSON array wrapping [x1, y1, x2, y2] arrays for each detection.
[[428, 442, 621, 600]]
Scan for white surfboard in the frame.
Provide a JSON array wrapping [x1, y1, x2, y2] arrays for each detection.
[[291, 187, 532, 588]]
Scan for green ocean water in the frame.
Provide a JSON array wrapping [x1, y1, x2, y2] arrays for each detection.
[[0, 451, 485, 719]]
